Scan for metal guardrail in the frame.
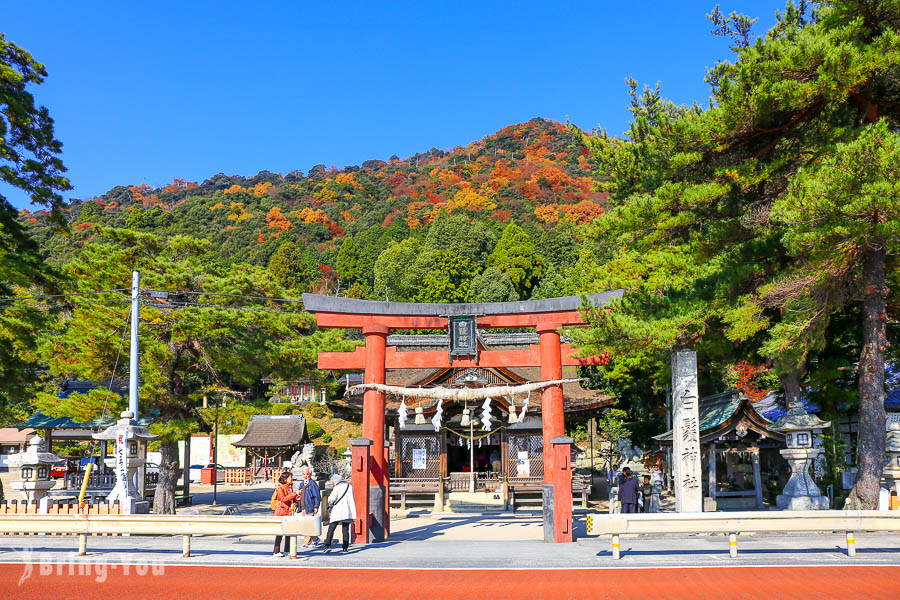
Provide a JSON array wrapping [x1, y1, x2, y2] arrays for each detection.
[[585, 510, 900, 559], [0, 513, 321, 559]]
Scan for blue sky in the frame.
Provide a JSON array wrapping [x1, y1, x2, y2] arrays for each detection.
[[3, 1, 789, 210]]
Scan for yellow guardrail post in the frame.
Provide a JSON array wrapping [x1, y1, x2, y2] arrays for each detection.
[[77, 462, 93, 510], [611, 534, 620, 559], [729, 533, 738, 558], [846, 531, 856, 557]]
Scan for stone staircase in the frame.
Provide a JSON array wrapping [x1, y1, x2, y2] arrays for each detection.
[[443, 491, 508, 512]]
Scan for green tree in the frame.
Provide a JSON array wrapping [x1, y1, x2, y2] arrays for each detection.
[[0, 35, 69, 425], [596, 408, 632, 475], [373, 238, 422, 301], [539, 220, 579, 272], [765, 122, 900, 508], [413, 250, 477, 303], [576, 0, 900, 507], [268, 241, 319, 292], [1, 34, 71, 215], [424, 212, 497, 269], [530, 266, 571, 300], [39, 228, 341, 513], [489, 222, 544, 298], [470, 266, 518, 302]]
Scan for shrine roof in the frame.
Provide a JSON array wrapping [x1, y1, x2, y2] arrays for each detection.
[[232, 415, 309, 448], [19, 410, 153, 431], [652, 390, 775, 443], [302, 291, 622, 317]]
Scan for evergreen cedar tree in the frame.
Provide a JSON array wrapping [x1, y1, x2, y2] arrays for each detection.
[[3, 1, 898, 510]]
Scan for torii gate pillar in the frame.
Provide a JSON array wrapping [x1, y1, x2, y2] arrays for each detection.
[[538, 323, 571, 543], [362, 323, 390, 541]]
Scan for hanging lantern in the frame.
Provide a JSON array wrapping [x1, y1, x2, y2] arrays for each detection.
[[461, 407, 471, 427], [431, 400, 444, 432], [398, 397, 408, 429], [414, 406, 426, 425]]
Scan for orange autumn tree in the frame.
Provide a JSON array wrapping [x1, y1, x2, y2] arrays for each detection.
[[265, 206, 292, 237]]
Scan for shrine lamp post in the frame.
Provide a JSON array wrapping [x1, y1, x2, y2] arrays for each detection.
[[884, 422, 900, 508], [9, 435, 64, 510], [770, 399, 830, 510]]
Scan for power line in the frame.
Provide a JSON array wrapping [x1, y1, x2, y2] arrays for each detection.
[[145, 290, 304, 303], [0, 289, 130, 303]]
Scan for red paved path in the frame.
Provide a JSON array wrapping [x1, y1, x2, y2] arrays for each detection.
[[3, 564, 898, 599]]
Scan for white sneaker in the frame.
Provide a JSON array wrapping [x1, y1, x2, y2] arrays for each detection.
[[273, 552, 284, 557]]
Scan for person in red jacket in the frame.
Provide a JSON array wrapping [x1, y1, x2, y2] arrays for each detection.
[[273, 471, 298, 556]]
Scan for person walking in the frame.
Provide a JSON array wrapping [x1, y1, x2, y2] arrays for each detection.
[[272, 471, 298, 557], [323, 473, 355, 553], [641, 474, 653, 513], [618, 467, 640, 514], [297, 466, 322, 548]]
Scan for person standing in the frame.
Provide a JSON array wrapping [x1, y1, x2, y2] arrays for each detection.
[[272, 471, 298, 556], [489, 449, 501, 474], [323, 473, 355, 553], [297, 466, 322, 548], [641, 474, 653, 513], [618, 467, 640, 514]]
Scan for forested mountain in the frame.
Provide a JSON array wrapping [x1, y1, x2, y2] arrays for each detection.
[[22, 118, 605, 302]]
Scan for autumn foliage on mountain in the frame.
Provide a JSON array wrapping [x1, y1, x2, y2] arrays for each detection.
[[23, 118, 605, 301]]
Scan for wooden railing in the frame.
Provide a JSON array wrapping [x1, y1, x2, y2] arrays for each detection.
[[585, 510, 900, 559], [224, 467, 253, 485], [447, 472, 501, 492], [64, 470, 159, 490], [0, 513, 321, 559]]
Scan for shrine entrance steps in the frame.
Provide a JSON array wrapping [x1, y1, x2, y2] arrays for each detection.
[[443, 491, 507, 513]]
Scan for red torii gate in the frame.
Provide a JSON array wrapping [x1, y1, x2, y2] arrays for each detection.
[[303, 291, 622, 544]]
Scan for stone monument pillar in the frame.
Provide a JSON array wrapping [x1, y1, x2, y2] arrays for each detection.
[[671, 350, 703, 512], [771, 400, 831, 510], [93, 410, 157, 514]]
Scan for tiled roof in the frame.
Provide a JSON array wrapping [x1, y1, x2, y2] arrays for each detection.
[[19, 411, 152, 430], [887, 363, 900, 410], [756, 362, 899, 420], [233, 415, 309, 448], [18, 380, 151, 430], [653, 390, 774, 442]]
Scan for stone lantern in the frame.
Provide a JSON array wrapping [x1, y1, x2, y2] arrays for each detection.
[[9, 435, 63, 509], [884, 422, 900, 506], [93, 410, 157, 514], [770, 399, 831, 510]]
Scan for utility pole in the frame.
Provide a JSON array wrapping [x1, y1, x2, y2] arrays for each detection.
[[213, 399, 219, 505], [129, 270, 140, 417], [469, 416, 475, 493]]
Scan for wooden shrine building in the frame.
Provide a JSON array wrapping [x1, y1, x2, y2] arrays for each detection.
[[304, 291, 622, 544], [327, 333, 614, 492], [653, 390, 785, 510], [233, 415, 310, 481]]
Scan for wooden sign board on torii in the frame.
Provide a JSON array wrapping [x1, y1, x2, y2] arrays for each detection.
[[302, 291, 623, 545]]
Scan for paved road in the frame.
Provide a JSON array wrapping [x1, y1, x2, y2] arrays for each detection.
[[3, 563, 899, 599], [2, 514, 899, 598]]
